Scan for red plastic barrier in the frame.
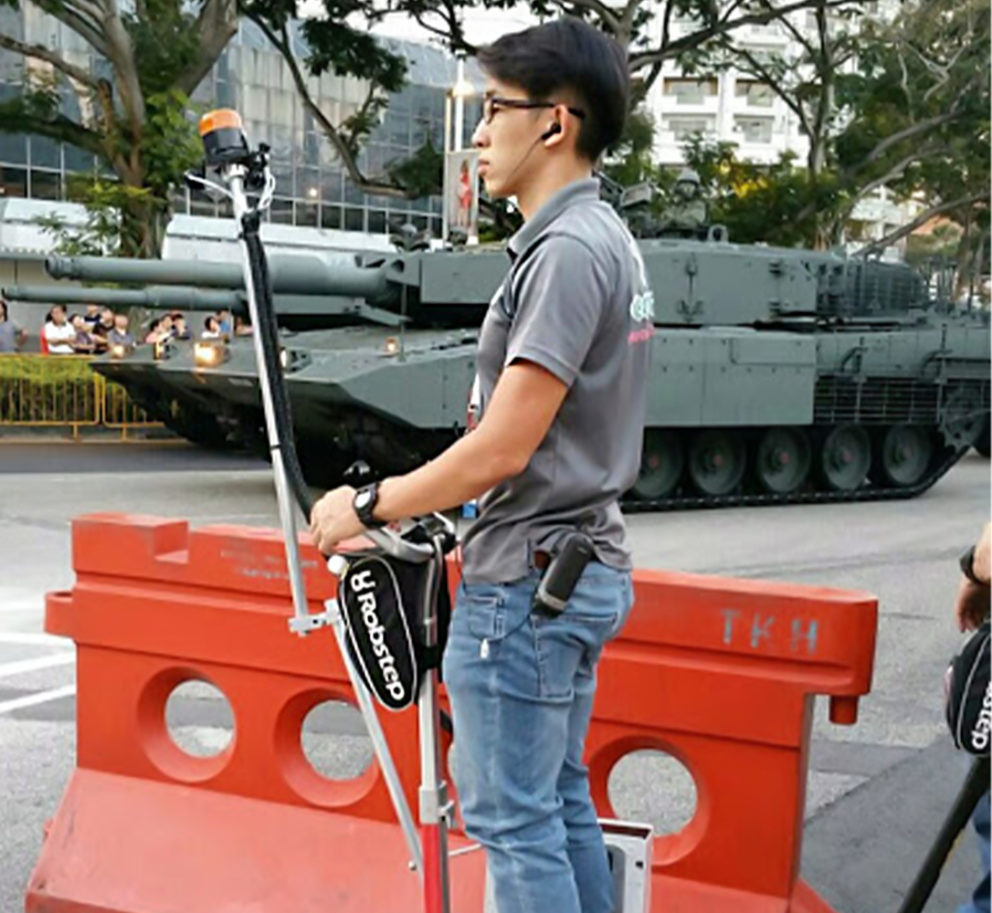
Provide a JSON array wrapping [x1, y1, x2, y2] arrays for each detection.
[[26, 513, 877, 913]]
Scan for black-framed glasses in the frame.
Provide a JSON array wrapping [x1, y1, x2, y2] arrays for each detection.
[[482, 96, 586, 125]]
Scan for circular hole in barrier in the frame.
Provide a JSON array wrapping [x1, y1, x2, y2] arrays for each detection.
[[300, 700, 374, 781], [607, 749, 698, 836], [164, 679, 235, 758]]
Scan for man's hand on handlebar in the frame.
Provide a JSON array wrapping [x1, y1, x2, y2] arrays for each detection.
[[309, 485, 363, 554]]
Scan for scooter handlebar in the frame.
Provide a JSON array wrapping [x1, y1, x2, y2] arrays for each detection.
[[324, 512, 457, 576]]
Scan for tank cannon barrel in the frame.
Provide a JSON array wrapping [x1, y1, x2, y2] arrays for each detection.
[[45, 253, 393, 300], [4, 284, 244, 311]]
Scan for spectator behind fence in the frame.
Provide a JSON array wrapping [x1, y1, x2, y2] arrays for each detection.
[[201, 315, 222, 340], [43, 305, 77, 355], [217, 308, 233, 337], [172, 314, 190, 340], [0, 299, 27, 353], [70, 314, 96, 354], [143, 317, 162, 345], [82, 303, 101, 328], [234, 314, 252, 336], [91, 308, 115, 353], [107, 313, 134, 348]]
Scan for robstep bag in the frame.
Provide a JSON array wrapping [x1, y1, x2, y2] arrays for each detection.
[[337, 543, 451, 712], [945, 620, 991, 756]]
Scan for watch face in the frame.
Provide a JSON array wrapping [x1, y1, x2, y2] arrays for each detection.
[[356, 490, 372, 510]]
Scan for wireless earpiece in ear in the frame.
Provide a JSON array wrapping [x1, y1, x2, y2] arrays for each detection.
[[540, 122, 562, 141]]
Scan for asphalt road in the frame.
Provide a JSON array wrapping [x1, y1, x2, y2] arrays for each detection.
[[0, 442, 988, 913]]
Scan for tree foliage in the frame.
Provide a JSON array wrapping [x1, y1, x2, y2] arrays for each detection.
[[684, 0, 989, 252], [839, 0, 989, 292], [243, 0, 862, 199], [0, 0, 238, 256]]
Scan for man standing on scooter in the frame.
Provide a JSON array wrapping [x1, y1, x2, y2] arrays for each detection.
[[310, 17, 651, 912]]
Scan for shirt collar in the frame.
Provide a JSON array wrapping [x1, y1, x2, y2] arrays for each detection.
[[507, 178, 600, 261]]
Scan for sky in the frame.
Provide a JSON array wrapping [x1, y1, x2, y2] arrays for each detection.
[[298, 1, 537, 49]]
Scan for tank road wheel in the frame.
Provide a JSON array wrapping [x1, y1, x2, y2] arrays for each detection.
[[631, 429, 684, 500], [754, 427, 811, 495], [871, 424, 933, 488], [818, 424, 871, 492], [687, 429, 746, 497]]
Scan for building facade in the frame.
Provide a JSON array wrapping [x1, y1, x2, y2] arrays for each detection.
[[0, 6, 482, 246]]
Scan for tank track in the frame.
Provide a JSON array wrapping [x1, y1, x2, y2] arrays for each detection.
[[620, 445, 964, 513], [326, 409, 968, 513]]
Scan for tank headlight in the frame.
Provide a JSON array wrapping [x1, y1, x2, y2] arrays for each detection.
[[109, 343, 132, 359], [153, 339, 173, 361], [279, 347, 290, 370], [194, 341, 227, 367], [383, 336, 400, 357]]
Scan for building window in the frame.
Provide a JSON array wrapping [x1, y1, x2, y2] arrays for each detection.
[[294, 200, 318, 227], [270, 197, 293, 224], [367, 209, 387, 234], [664, 116, 716, 141], [0, 132, 26, 165], [664, 78, 718, 106], [734, 116, 773, 143], [735, 80, 774, 108], [29, 168, 60, 199], [344, 207, 364, 231], [29, 136, 59, 168], [320, 204, 342, 230], [296, 166, 319, 200], [0, 165, 27, 197], [321, 170, 343, 202], [64, 144, 96, 172]]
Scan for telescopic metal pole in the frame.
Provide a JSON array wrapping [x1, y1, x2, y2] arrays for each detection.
[[418, 539, 452, 913], [226, 164, 310, 629], [221, 162, 425, 879]]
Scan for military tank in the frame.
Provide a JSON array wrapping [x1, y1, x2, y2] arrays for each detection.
[[20, 227, 990, 509]]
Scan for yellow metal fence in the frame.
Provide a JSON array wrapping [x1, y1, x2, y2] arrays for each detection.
[[0, 354, 165, 439]]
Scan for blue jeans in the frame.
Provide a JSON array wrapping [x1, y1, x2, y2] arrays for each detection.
[[958, 790, 990, 913], [443, 563, 634, 913]]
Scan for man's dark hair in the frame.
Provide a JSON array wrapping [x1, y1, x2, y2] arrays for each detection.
[[477, 17, 629, 162]]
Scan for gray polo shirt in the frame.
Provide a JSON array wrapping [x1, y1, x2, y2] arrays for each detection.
[[461, 178, 653, 584], [0, 321, 22, 353]]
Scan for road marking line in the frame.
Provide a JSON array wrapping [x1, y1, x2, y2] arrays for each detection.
[[0, 654, 75, 678], [0, 684, 76, 715], [0, 632, 72, 647]]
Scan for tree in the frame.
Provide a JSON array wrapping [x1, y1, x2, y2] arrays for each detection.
[[692, 0, 989, 250], [240, 0, 415, 199], [841, 0, 989, 296], [242, 0, 863, 201], [0, 0, 240, 255], [675, 136, 814, 246]]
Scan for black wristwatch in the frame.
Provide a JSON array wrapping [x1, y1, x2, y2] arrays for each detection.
[[353, 482, 386, 529], [960, 545, 985, 586]]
